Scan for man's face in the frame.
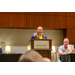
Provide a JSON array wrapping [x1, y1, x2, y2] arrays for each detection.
[[37, 27, 43, 34], [64, 39, 69, 47]]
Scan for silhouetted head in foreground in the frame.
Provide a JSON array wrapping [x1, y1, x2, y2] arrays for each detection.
[[18, 50, 44, 62], [18, 50, 45, 62]]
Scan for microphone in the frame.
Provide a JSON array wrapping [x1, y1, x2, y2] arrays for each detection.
[[37, 33, 43, 35], [41, 33, 43, 35]]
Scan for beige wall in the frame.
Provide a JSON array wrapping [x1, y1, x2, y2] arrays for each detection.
[[0, 29, 63, 46]]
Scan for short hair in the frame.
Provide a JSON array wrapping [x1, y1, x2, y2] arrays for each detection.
[[63, 38, 69, 42], [18, 50, 45, 62], [37, 26, 43, 30]]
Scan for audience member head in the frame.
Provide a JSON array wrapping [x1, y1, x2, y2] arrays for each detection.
[[63, 38, 69, 48], [43, 57, 52, 62], [18, 50, 45, 62]]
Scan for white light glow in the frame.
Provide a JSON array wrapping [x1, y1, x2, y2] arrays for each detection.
[[5, 46, 11, 53], [52, 46, 55, 52]]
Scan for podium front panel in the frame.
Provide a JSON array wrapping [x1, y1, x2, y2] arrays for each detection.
[[27, 39, 52, 50], [34, 40, 49, 49], [27, 39, 52, 59]]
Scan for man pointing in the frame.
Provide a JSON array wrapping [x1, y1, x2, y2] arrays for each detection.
[[31, 26, 47, 39]]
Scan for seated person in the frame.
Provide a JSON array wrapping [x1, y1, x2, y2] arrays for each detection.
[[31, 26, 47, 39], [18, 50, 51, 62], [0, 48, 3, 54], [58, 38, 69, 61]]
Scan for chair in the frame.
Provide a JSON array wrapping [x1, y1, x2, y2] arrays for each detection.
[[0, 48, 3, 54]]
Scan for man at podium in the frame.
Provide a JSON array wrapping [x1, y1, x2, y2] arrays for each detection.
[[31, 26, 47, 39]]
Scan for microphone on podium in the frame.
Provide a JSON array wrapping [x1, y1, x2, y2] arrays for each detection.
[[41, 33, 43, 35]]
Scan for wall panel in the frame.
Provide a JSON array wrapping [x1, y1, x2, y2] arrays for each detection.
[[13, 14, 26, 28], [0, 12, 67, 29], [66, 12, 75, 47], [26, 15, 67, 29], [26, 12, 67, 16], [67, 29, 75, 42], [2, 13, 13, 27], [0, 12, 26, 15], [26, 15, 45, 28], [47, 12, 67, 16], [45, 16, 66, 29], [0, 13, 26, 28], [67, 17, 75, 28], [67, 12, 75, 16], [0, 13, 2, 27]]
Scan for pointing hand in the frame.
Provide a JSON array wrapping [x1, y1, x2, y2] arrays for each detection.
[[34, 33, 38, 38]]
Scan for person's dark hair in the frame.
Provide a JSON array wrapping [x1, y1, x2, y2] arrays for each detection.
[[18, 50, 45, 62]]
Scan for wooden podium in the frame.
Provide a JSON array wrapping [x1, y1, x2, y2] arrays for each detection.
[[27, 39, 52, 59]]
